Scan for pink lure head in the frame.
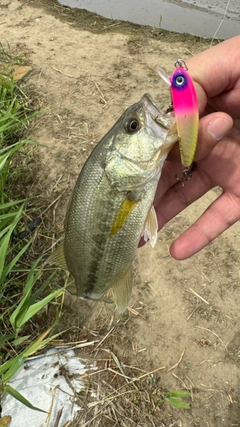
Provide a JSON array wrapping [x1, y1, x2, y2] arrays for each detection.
[[170, 67, 198, 114]]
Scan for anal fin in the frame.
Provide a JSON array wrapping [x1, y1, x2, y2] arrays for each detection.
[[111, 267, 133, 313]]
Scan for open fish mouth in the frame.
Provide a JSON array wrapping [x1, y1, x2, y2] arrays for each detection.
[[141, 93, 178, 144], [141, 93, 164, 115]]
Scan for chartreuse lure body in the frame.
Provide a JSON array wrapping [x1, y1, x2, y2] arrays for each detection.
[[157, 60, 199, 175]]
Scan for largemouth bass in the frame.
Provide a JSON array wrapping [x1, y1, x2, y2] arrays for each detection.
[[51, 94, 178, 312]]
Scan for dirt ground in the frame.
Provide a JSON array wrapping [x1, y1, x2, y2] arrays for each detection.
[[2, 1, 240, 426]]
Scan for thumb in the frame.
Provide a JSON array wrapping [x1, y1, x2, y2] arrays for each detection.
[[167, 112, 233, 163], [195, 112, 233, 160]]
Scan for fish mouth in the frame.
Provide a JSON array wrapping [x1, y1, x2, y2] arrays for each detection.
[[141, 93, 164, 116], [141, 93, 178, 143], [141, 92, 171, 120]]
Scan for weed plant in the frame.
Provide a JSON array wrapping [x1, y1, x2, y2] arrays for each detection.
[[0, 53, 64, 411]]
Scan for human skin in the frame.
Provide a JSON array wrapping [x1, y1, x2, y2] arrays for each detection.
[[152, 36, 240, 260]]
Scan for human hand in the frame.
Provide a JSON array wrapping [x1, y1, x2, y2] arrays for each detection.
[[153, 36, 240, 260]]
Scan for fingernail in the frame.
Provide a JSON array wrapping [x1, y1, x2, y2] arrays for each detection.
[[208, 117, 230, 140]]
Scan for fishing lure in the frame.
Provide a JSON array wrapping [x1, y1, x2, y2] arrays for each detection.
[[157, 60, 199, 181]]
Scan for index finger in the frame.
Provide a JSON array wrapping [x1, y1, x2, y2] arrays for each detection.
[[187, 36, 240, 115], [170, 190, 240, 260]]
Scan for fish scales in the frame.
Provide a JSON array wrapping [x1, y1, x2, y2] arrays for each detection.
[[65, 165, 159, 298]]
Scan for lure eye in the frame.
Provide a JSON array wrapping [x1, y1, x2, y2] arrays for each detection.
[[175, 75, 185, 86], [125, 118, 140, 134]]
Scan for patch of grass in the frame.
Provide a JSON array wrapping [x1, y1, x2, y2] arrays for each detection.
[[0, 47, 65, 412], [164, 390, 190, 409], [0, 75, 37, 145]]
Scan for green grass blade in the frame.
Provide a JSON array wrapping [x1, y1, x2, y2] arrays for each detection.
[[4, 385, 47, 413], [0, 212, 20, 220], [21, 329, 61, 359], [9, 276, 42, 332], [22, 287, 65, 326], [30, 270, 56, 302], [165, 390, 190, 398], [0, 142, 21, 154], [165, 396, 190, 409], [0, 334, 15, 345], [1, 329, 58, 381], [0, 142, 25, 172], [1, 356, 24, 381], [10, 256, 63, 331], [0, 204, 24, 278], [9, 257, 43, 330], [12, 336, 30, 346], [0, 224, 13, 239], [0, 199, 26, 210], [1, 240, 31, 284]]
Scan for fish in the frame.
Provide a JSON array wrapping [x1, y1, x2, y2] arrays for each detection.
[[50, 93, 178, 313], [157, 60, 199, 172]]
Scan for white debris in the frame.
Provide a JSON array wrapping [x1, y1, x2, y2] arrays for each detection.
[[1, 348, 96, 427]]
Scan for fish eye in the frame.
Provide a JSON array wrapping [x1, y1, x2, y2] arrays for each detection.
[[125, 118, 140, 134], [175, 75, 185, 86]]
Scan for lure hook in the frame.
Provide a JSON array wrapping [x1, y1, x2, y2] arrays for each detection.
[[175, 164, 195, 187], [174, 59, 188, 71]]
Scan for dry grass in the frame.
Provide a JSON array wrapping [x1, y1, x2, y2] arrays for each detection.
[[33, 302, 189, 427]]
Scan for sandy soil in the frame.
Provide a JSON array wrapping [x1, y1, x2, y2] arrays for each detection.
[[2, 1, 240, 426]]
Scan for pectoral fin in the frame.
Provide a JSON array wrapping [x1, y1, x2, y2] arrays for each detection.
[[111, 267, 133, 313], [110, 198, 138, 236], [47, 242, 68, 270], [142, 206, 158, 248]]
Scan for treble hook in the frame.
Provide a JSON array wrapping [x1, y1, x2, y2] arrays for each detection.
[[175, 164, 195, 187], [174, 59, 188, 71]]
